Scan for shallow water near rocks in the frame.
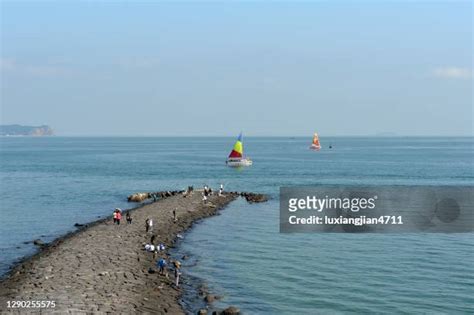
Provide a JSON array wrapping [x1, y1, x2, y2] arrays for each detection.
[[1, 136, 473, 313]]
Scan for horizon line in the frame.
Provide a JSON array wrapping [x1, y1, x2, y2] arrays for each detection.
[[2, 134, 473, 138]]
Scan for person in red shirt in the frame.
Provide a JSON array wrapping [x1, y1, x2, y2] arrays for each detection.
[[116, 210, 122, 225]]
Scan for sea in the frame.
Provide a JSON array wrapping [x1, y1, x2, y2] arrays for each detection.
[[0, 137, 473, 314]]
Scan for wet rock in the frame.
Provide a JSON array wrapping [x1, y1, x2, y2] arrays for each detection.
[[74, 223, 85, 227], [204, 294, 219, 303], [220, 306, 240, 315], [33, 239, 45, 247], [198, 309, 208, 315], [243, 193, 268, 203], [198, 284, 209, 296]]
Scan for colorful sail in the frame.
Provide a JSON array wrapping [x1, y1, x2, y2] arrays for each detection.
[[228, 133, 243, 158], [311, 133, 321, 150]]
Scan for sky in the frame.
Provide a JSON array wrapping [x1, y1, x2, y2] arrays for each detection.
[[0, 1, 472, 136]]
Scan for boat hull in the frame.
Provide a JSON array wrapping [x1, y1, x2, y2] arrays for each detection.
[[226, 158, 253, 167], [309, 145, 321, 150]]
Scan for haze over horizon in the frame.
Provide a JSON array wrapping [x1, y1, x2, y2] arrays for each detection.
[[1, 1, 472, 136]]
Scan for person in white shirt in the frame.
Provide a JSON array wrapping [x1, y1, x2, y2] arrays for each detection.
[[146, 218, 153, 233]]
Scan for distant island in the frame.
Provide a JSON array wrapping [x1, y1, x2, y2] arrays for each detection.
[[0, 124, 54, 136]]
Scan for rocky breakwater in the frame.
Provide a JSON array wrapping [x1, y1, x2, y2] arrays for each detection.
[[0, 190, 268, 314]]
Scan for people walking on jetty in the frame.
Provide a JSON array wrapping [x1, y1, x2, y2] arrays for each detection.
[[174, 261, 182, 288], [116, 210, 122, 225], [202, 193, 208, 203], [157, 258, 167, 275], [146, 218, 153, 233], [113, 209, 122, 225], [113, 210, 118, 224], [126, 212, 132, 224]]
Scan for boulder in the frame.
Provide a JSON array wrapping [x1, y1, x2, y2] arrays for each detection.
[[220, 306, 240, 315], [197, 310, 208, 315], [127, 193, 150, 202], [244, 193, 268, 203]]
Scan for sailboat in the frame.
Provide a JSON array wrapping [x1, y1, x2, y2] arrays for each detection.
[[226, 133, 253, 167], [309, 133, 321, 150]]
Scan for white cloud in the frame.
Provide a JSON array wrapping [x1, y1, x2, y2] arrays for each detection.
[[0, 58, 69, 77], [433, 66, 472, 79]]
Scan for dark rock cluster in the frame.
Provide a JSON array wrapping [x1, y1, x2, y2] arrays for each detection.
[[228, 192, 269, 203], [127, 190, 184, 202]]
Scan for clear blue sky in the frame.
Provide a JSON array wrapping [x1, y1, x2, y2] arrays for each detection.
[[0, 1, 472, 136]]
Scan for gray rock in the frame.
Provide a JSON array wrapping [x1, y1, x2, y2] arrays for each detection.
[[220, 306, 240, 315], [204, 294, 220, 303], [33, 239, 45, 246]]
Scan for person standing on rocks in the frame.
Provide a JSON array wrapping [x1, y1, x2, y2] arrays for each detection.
[[146, 218, 153, 233], [113, 210, 118, 224], [173, 209, 177, 222], [116, 210, 122, 225], [174, 261, 181, 288], [157, 257, 167, 275], [126, 212, 132, 224]]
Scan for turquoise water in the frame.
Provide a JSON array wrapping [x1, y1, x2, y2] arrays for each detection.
[[1, 137, 473, 313]]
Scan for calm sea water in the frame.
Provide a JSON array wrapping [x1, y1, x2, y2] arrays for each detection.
[[1, 137, 473, 313]]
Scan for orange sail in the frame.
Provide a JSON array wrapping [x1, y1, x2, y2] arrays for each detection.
[[310, 133, 321, 150]]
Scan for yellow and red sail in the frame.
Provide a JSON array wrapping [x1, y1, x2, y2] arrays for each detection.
[[228, 133, 244, 158], [311, 133, 321, 149]]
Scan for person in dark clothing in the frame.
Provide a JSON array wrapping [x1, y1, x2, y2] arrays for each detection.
[[126, 212, 132, 224], [157, 258, 167, 275]]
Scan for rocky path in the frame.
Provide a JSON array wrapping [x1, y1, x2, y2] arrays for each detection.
[[0, 192, 238, 314]]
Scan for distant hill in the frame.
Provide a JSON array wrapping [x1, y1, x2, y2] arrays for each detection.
[[0, 125, 54, 136]]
